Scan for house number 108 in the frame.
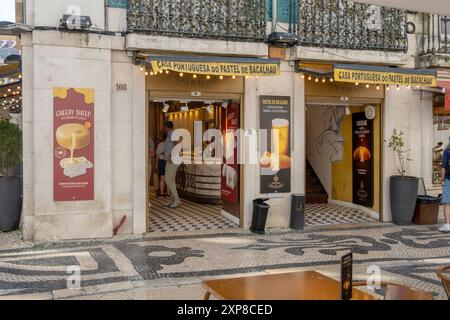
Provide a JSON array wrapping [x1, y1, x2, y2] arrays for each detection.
[[116, 83, 127, 91]]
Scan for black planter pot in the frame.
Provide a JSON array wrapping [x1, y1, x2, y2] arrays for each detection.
[[0, 176, 22, 231], [390, 175, 419, 225]]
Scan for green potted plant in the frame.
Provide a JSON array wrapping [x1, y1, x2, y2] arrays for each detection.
[[0, 120, 22, 231], [386, 129, 418, 225]]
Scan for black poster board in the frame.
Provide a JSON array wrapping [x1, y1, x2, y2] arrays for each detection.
[[352, 112, 374, 207], [259, 96, 291, 194], [340, 252, 353, 300]]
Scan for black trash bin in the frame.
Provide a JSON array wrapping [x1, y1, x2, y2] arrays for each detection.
[[413, 178, 441, 225], [290, 194, 305, 230], [250, 198, 270, 234]]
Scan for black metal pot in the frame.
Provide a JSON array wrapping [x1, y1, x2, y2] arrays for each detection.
[[0, 176, 22, 231], [389, 175, 418, 225]]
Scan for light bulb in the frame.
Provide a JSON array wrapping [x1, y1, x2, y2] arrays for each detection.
[[179, 73, 184, 77]]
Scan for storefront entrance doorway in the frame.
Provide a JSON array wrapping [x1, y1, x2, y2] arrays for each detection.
[[147, 98, 241, 233], [306, 100, 381, 226], [305, 102, 381, 226]]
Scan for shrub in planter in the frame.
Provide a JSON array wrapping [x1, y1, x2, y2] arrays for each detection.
[[0, 120, 22, 231], [386, 130, 418, 225]]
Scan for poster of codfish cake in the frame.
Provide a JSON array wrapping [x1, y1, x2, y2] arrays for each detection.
[[352, 112, 373, 207], [53, 88, 94, 201]]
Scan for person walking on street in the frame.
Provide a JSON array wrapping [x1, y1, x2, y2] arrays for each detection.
[[164, 121, 181, 209], [440, 139, 450, 232]]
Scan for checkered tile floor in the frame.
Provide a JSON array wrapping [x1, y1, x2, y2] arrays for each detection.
[[305, 203, 377, 227], [148, 192, 238, 233]]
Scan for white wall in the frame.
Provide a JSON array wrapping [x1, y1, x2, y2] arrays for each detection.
[[25, 0, 105, 30], [305, 105, 338, 197], [21, 30, 137, 241], [243, 61, 305, 228]]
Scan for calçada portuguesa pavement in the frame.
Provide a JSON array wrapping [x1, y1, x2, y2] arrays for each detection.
[[0, 222, 449, 300]]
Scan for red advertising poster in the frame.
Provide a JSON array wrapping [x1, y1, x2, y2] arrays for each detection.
[[53, 88, 94, 201], [437, 81, 450, 111], [221, 103, 239, 205], [446, 91, 450, 111]]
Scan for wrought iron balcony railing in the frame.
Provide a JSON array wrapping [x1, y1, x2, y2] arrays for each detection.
[[288, 0, 408, 52], [420, 14, 450, 54], [127, 0, 267, 42]]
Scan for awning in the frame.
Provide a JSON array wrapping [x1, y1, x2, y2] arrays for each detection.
[[334, 64, 437, 87], [146, 55, 281, 77], [0, 62, 20, 78]]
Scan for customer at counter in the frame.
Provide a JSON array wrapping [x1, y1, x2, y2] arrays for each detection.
[[156, 131, 168, 198], [164, 121, 182, 209]]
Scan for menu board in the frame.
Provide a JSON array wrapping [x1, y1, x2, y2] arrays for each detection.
[[53, 88, 95, 201], [352, 112, 373, 207], [221, 103, 240, 205], [340, 252, 353, 300], [259, 96, 291, 194]]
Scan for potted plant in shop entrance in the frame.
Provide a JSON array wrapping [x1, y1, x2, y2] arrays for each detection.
[[386, 129, 418, 225], [0, 120, 22, 231]]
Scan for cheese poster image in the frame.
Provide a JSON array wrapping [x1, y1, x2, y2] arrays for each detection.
[[53, 88, 95, 201]]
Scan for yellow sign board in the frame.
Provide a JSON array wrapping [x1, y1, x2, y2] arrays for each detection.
[[334, 67, 437, 87], [151, 60, 280, 77]]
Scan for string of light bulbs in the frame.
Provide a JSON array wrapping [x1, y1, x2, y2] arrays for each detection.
[[300, 73, 421, 91], [139, 65, 260, 80]]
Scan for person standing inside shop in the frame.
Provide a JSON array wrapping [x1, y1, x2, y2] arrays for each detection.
[[156, 131, 168, 197], [148, 136, 155, 208], [164, 121, 181, 209], [440, 139, 450, 233]]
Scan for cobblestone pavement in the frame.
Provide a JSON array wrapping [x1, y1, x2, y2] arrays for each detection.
[[0, 222, 449, 300]]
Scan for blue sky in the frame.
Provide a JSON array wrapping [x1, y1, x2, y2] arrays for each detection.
[[0, 0, 16, 22]]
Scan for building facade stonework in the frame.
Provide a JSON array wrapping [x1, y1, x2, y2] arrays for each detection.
[[13, 0, 440, 241]]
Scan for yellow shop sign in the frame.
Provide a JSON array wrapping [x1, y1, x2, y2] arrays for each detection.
[[334, 64, 437, 87], [148, 56, 281, 77]]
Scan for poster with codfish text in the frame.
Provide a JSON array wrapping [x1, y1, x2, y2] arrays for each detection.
[[352, 112, 373, 207], [53, 88, 94, 201]]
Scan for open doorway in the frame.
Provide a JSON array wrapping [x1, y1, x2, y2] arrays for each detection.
[[147, 98, 241, 233], [305, 103, 381, 226]]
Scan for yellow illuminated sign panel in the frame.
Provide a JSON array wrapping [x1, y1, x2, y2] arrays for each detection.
[[334, 68, 437, 87], [151, 60, 280, 77]]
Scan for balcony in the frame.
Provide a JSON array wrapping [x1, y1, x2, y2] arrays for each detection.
[[288, 0, 408, 52], [420, 14, 450, 68], [127, 0, 267, 42]]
